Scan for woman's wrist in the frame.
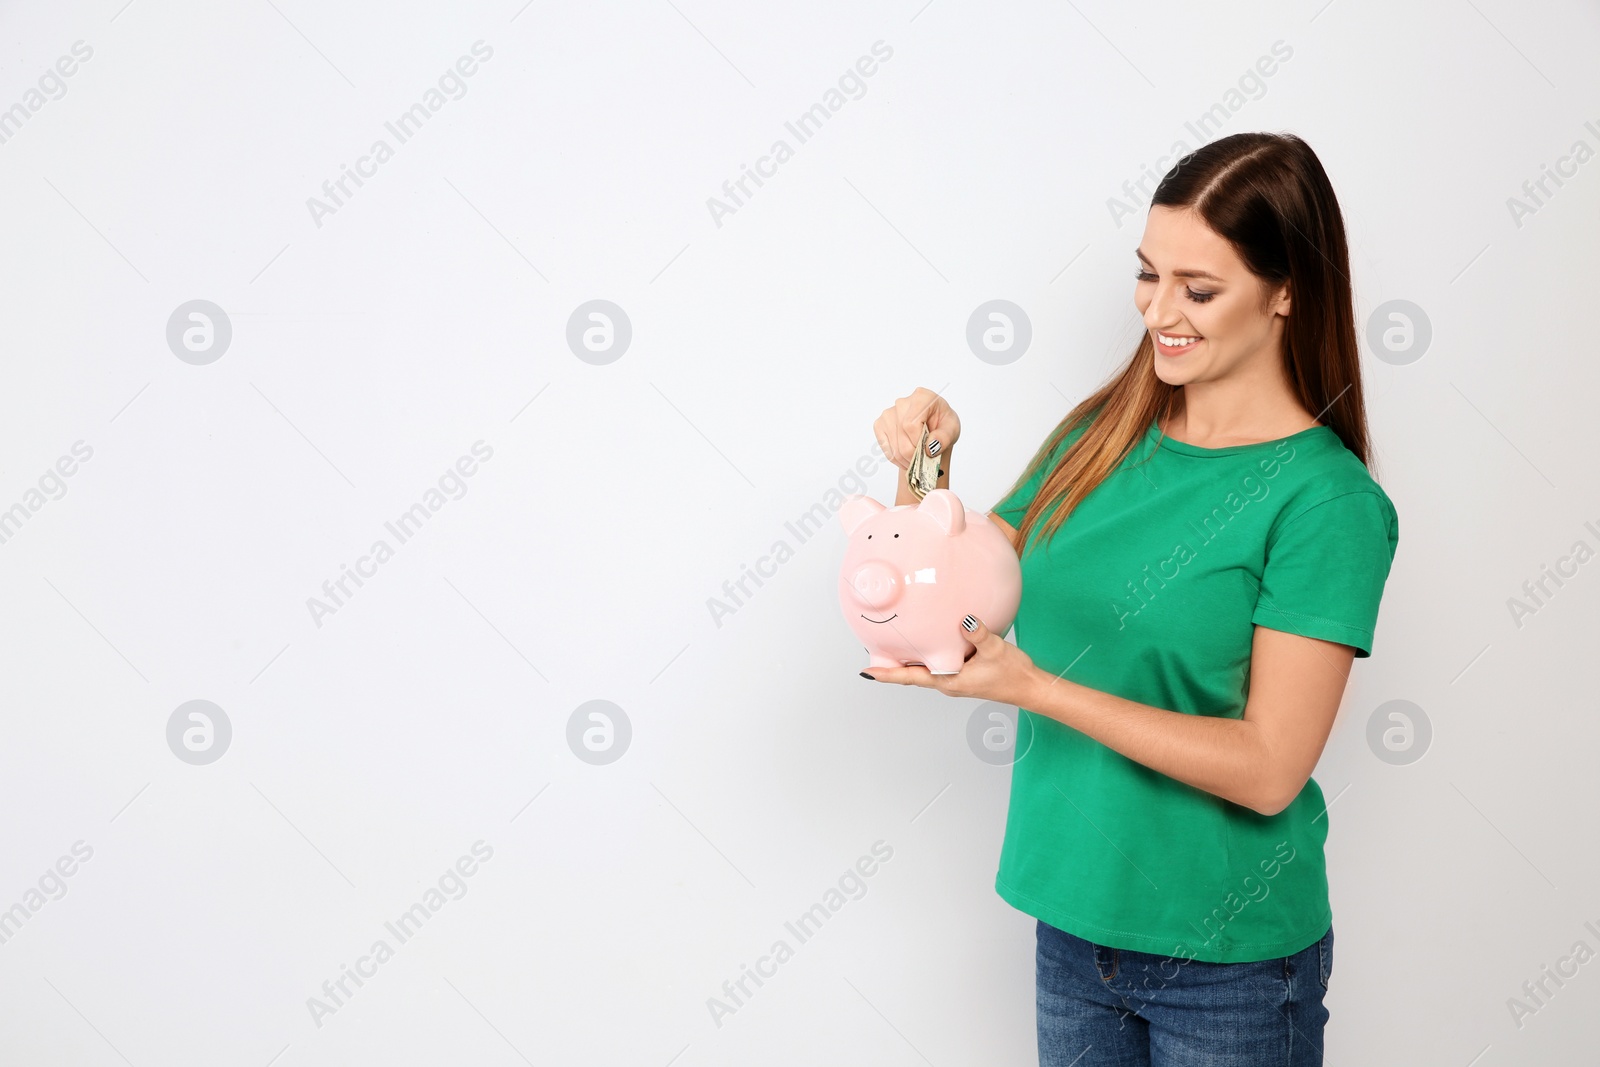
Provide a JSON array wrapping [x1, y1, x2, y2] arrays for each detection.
[[1018, 665, 1077, 724]]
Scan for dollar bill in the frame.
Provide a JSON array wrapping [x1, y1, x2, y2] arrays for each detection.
[[906, 425, 939, 500]]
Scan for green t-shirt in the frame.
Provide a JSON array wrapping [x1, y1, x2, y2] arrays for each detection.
[[989, 411, 1399, 963]]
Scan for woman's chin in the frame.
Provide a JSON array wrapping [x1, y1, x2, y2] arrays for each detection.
[[1152, 360, 1200, 386]]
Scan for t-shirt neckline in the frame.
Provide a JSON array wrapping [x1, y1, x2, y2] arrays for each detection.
[[1145, 416, 1334, 458]]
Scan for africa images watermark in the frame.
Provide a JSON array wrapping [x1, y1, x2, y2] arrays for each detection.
[[0, 40, 94, 146], [706, 840, 894, 1029], [0, 440, 94, 547], [1107, 839, 1298, 1026], [1170, 839, 1297, 962], [1110, 438, 1299, 629], [0, 840, 95, 947], [1505, 916, 1600, 1031], [306, 440, 494, 628], [1505, 118, 1600, 229], [307, 840, 494, 1028], [706, 39, 894, 228], [1105, 39, 1293, 229], [705, 439, 893, 629], [305, 41, 495, 228], [1504, 516, 1600, 630]]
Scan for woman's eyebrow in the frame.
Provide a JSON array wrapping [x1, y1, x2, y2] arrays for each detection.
[[1135, 248, 1225, 282]]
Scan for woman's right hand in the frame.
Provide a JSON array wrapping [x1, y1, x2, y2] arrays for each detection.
[[874, 387, 961, 470]]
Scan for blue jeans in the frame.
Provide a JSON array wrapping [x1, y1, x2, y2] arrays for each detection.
[[1036, 919, 1333, 1066]]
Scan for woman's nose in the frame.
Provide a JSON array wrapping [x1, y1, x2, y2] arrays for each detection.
[[1143, 284, 1180, 333]]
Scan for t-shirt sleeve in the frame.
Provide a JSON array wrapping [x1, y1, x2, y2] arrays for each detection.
[[1250, 490, 1399, 658]]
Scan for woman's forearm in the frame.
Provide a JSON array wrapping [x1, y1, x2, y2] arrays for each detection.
[[1016, 667, 1277, 814]]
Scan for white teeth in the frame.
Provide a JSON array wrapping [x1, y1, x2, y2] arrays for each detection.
[[1157, 332, 1200, 347]]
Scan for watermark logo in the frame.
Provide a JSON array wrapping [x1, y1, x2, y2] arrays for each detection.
[[167, 700, 232, 765], [1365, 299, 1431, 366], [966, 300, 1031, 365], [166, 300, 232, 365], [566, 300, 632, 365], [568, 700, 631, 765], [965, 701, 1036, 765], [1366, 699, 1430, 765]]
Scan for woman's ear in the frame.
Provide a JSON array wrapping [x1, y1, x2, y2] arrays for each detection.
[[1273, 279, 1291, 318]]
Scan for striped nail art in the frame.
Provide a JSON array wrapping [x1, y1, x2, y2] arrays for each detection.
[[962, 614, 977, 632]]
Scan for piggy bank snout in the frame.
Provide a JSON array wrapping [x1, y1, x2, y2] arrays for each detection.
[[847, 560, 901, 612]]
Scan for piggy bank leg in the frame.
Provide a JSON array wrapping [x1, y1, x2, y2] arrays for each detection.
[[921, 651, 967, 675], [866, 653, 905, 670]]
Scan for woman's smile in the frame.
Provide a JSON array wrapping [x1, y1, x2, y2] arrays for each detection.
[[1155, 330, 1204, 354]]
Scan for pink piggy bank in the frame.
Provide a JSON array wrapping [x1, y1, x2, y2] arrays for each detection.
[[838, 489, 1022, 674]]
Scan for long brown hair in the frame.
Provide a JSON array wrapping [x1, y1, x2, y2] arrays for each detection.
[[1003, 131, 1374, 556]]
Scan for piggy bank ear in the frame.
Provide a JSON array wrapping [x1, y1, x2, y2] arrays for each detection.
[[916, 489, 967, 536], [839, 494, 886, 536]]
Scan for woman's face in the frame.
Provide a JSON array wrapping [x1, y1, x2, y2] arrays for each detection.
[[1133, 205, 1290, 388]]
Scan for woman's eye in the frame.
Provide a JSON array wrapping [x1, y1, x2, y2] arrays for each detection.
[[1137, 269, 1216, 304]]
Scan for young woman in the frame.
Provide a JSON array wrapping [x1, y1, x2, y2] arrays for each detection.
[[865, 131, 1399, 1066]]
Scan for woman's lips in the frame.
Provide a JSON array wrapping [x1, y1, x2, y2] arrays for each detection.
[[1155, 331, 1203, 355]]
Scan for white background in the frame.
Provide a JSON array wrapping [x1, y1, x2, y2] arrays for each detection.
[[1, 0, 1596, 1064]]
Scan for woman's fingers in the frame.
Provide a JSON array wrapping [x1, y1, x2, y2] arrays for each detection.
[[876, 388, 959, 470], [925, 410, 957, 457], [910, 391, 957, 454], [875, 414, 916, 468]]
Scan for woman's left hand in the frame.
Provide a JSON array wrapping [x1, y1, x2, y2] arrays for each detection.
[[861, 615, 1039, 707]]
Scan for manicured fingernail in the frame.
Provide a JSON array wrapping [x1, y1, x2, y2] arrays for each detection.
[[927, 439, 941, 456], [860, 671, 875, 680], [962, 615, 977, 632]]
